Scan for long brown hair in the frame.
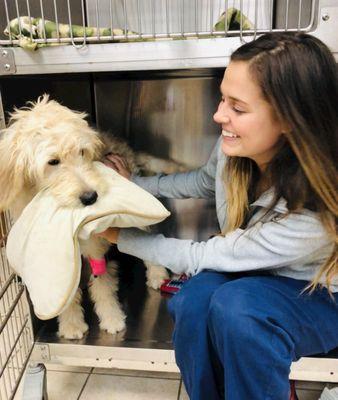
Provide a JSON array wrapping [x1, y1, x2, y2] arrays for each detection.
[[224, 32, 337, 290]]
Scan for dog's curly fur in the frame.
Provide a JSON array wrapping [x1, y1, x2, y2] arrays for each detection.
[[0, 95, 186, 339]]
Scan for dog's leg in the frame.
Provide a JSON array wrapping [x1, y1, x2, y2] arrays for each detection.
[[58, 288, 88, 339], [88, 261, 126, 334], [144, 261, 169, 290], [135, 152, 188, 175]]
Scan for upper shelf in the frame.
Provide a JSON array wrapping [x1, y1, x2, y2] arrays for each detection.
[[0, 0, 337, 75]]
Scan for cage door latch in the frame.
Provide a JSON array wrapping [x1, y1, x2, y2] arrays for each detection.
[[0, 48, 16, 75]]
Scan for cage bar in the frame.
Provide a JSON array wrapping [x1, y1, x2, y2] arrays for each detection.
[[0, 0, 316, 47], [0, 212, 34, 400]]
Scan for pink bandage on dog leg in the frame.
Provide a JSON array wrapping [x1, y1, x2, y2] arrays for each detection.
[[88, 257, 107, 276]]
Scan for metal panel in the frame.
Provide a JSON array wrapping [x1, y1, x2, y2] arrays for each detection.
[[94, 69, 222, 241], [0, 73, 94, 125], [274, 0, 315, 30], [86, 0, 273, 35]]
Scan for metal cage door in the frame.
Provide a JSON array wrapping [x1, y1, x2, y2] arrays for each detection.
[[0, 93, 35, 400]]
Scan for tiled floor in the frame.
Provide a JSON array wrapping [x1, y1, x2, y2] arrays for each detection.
[[13, 362, 335, 400], [14, 364, 189, 400]]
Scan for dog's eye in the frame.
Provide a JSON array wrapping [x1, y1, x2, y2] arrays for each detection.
[[80, 149, 85, 157], [48, 159, 60, 166]]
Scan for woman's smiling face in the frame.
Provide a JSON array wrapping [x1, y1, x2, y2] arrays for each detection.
[[213, 61, 285, 170]]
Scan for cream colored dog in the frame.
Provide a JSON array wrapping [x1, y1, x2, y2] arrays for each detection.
[[0, 95, 184, 339]]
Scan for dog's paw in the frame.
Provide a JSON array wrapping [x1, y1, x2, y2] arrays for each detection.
[[58, 321, 89, 340], [100, 313, 126, 335], [146, 265, 169, 290]]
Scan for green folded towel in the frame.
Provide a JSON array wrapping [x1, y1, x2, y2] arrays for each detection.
[[4, 8, 253, 51], [214, 7, 253, 32], [4, 16, 135, 50]]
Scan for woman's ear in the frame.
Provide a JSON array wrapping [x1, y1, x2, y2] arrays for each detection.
[[280, 120, 292, 135]]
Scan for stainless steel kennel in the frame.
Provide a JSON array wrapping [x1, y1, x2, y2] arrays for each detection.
[[0, 1, 338, 399]]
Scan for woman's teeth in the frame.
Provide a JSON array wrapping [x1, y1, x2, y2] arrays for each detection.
[[222, 130, 239, 138]]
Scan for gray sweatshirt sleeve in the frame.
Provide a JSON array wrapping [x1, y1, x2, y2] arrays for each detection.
[[131, 137, 221, 199], [117, 211, 332, 276]]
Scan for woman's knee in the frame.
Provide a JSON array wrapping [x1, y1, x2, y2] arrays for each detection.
[[167, 287, 192, 320], [208, 279, 264, 342], [168, 271, 229, 322]]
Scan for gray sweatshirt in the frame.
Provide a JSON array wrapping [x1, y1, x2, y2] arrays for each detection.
[[118, 136, 337, 292]]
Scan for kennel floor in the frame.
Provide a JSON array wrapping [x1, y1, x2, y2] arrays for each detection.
[[31, 253, 178, 371]]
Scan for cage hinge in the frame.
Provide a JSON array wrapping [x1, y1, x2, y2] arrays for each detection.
[[35, 344, 51, 362], [0, 48, 16, 75]]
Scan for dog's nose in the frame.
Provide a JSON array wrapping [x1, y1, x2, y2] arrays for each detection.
[[79, 191, 98, 206]]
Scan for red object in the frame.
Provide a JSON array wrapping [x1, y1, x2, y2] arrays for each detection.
[[88, 257, 107, 276], [289, 381, 299, 400], [160, 274, 189, 294]]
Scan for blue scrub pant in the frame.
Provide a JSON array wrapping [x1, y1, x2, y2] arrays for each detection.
[[168, 271, 338, 400]]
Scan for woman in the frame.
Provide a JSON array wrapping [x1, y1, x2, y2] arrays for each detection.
[[99, 32, 338, 399]]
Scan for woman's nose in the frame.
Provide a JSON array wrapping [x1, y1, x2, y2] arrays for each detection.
[[213, 105, 231, 124]]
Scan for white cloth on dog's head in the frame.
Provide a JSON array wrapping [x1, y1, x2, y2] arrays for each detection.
[[6, 162, 170, 320]]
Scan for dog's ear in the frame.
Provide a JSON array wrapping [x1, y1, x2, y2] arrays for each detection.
[[0, 127, 29, 211], [85, 128, 105, 161], [92, 134, 105, 160]]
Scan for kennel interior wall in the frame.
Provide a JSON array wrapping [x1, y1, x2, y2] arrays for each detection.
[[0, 1, 338, 398]]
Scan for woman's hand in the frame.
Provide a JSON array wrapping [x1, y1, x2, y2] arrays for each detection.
[[95, 227, 120, 244], [104, 154, 131, 180]]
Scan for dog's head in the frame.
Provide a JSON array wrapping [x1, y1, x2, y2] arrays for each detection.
[[0, 95, 107, 211]]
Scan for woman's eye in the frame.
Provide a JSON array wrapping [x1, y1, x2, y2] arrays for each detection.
[[48, 159, 60, 166], [232, 107, 245, 114]]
